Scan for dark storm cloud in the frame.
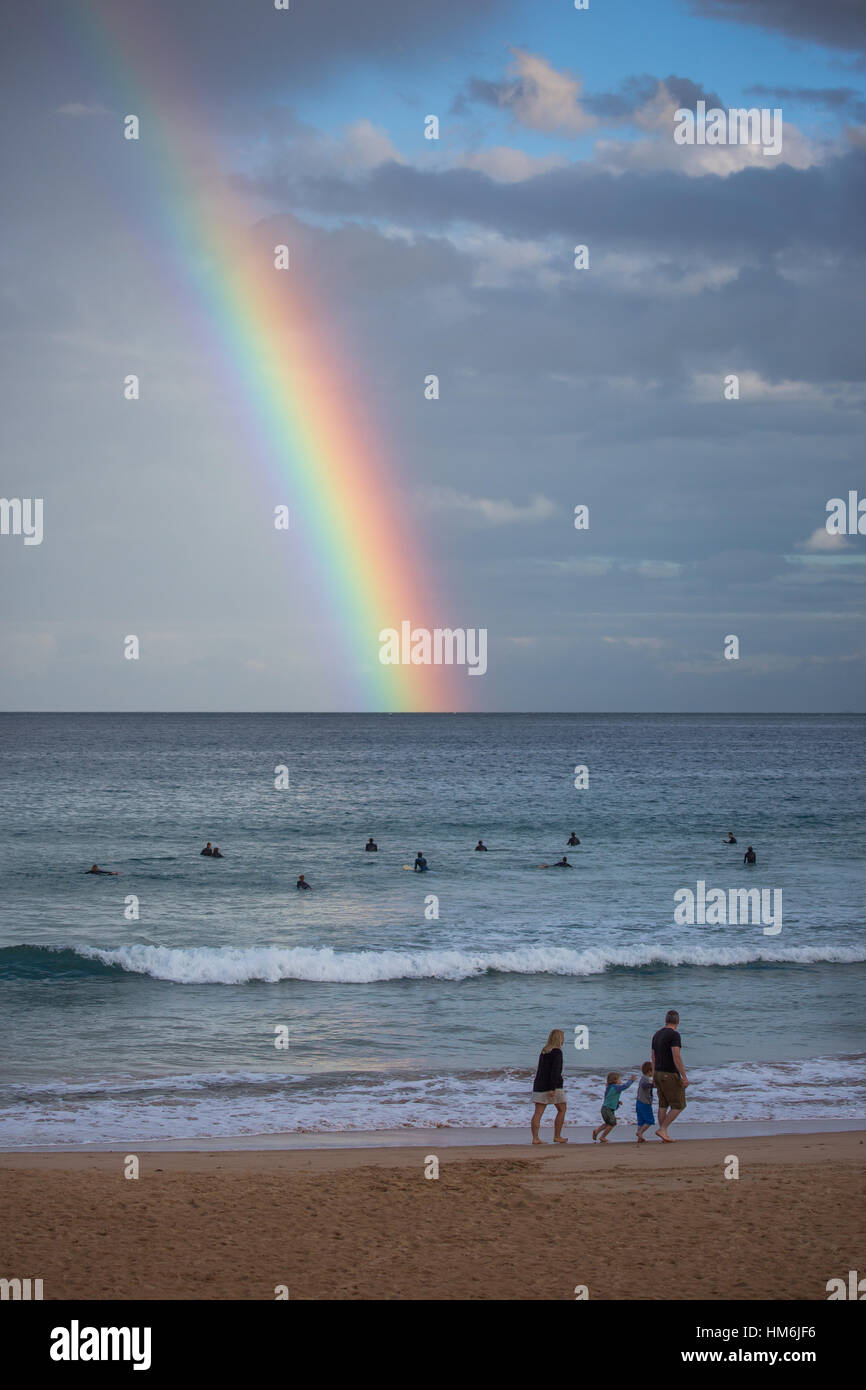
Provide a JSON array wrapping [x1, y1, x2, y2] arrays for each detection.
[[581, 74, 725, 122], [4, 0, 864, 711], [241, 145, 866, 260], [452, 78, 508, 117], [745, 85, 866, 121], [319, 242, 866, 388], [687, 0, 866, 57], [453, 71, 725, 124], [6, 0, 502, 106]]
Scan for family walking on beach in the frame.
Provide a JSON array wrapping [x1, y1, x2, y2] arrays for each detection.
[[530, 1010, 688, 1144]]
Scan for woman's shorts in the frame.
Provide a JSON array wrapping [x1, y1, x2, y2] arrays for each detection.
[[600, 1106, 617, 1126], [532, 1089, 566, 1104], [636, 1101, 655, 1127]]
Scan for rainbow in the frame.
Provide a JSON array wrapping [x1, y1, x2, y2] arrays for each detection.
[[71, 1, 455, 711]]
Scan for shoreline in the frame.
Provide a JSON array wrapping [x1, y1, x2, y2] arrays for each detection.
[[2, 1131, 863, 1299], [1, 1115, 862, 1154]]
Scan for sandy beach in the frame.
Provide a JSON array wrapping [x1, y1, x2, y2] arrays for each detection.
[[2, 1129, 862, 1300]]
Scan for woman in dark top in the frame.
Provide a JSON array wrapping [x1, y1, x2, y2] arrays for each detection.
[[531, 1028, 568, 1145]]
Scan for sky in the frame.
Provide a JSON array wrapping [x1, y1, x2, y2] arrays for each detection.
[[1, 0, 865, 712]]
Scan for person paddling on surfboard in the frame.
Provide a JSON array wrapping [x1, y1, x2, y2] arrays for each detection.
[[539, 856, 573, 868], [85, 864, 118, 875]]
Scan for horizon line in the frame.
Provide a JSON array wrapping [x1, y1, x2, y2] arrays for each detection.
[[1, 710, 863, 718]]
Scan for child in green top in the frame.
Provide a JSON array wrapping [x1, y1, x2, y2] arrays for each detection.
[[592, 1071, 636, 1143]]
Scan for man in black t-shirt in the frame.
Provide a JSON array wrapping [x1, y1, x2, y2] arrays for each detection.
[[651, 1009, 688, 1142]]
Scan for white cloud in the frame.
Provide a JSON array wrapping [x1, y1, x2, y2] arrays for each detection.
[[689, 371, 866, 405], [56, 102, 111, 118], [498, 50, 597, 136], [421, 487, 557, 524], [590, 250, 741, 297], [594, 81, 822, 177], [633, 560, 681, 579], [458, 146, 567, 183], [342, 118, 404, 170], [443, 228, 564, 289], [797, 527, 851, 553], [258, 117, 403, 184], [602, 635, 667, 651], [545, 557, 614, 576]]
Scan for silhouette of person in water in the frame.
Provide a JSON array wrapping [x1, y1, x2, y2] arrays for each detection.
[[201, 843, 213, 856], [211, 847, 223, 859], [725, 832, 737, 844], [475, 840, 488, 851], [413, 852, 428, 872], [296, 874, 311, 890], [85, 864, 118, 875], [743, 845, 756, 864], [365, 837, 378, 852], [567, 833, 580, 846]]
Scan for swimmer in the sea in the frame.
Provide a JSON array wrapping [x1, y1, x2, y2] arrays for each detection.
[[567, 832, 580, 846], [413, 852, 428, 872], [85, 864, 118, 875], [365, 837, 378, 852], [211, 847, 223, 859], [296, 874, 312, 890], [725, 832, 737, 844], [200, 842, 213, 856], [743, 845, 756, 865], [540, 856, 573, 868], [475, 839, 488, 851]]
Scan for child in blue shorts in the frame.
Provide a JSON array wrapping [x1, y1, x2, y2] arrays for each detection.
[[635, 1060, 655, 1142]]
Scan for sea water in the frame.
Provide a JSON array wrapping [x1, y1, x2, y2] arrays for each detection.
[[0, 712, 863, 1145]]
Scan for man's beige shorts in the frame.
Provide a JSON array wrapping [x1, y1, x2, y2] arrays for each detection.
[[654, 1070, 686, 1111]]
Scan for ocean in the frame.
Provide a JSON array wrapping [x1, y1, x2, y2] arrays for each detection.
[[1, 712, 864, 1146]]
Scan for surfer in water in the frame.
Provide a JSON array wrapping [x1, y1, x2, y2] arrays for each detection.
[[567, 832, 580, 846], [85, 865, 118, 875], [200, 842, 214, 856], [211, 847, 223, 859], [296, 873, 312, 890], [743, 845, 756, 864], [724, 832, 737, 844], [475, 839, 488, 851], [365, 837, 378, 852], [540, 856, 573, 868], [413, 852, 428, 872]]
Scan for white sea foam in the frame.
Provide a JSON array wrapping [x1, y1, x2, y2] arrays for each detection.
[[71, 941, 866, 985], [0, 1056, 863, 1147]]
